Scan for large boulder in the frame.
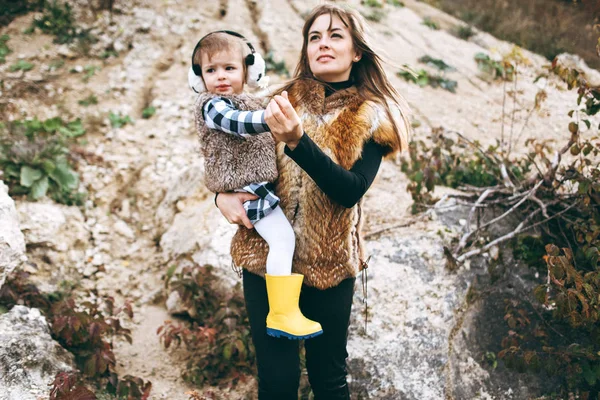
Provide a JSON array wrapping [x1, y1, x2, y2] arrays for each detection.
[[0, 306, 75, 400], [0, 181, 26, 289], [16, 201, 88, 252], [16, 201, 89, 273], [346, 196, 555, 399]]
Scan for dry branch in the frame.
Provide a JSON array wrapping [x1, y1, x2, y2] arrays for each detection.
[[454, 180, 544, 256]]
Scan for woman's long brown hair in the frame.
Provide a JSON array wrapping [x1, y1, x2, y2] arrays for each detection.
[[281, 4, 412, 150]]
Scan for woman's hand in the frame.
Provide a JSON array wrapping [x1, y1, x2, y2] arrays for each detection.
[[216, 192, 259, 229], [265, 91, 304, 150]]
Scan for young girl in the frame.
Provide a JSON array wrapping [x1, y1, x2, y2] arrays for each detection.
[[188, 30, 323, 340], [215, 5, 412, 398]]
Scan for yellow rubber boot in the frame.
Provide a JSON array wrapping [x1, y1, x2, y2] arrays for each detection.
[[265, 273, 323, 340]]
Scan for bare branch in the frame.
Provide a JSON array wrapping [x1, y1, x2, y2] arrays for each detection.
[[456, 201, 579, 262], [508, 65, 518, 156], [501, 163, 515, 188], [529, 195, 549, 218], [466, 188, 495, 235], [454, 180, 544, 255], [457, 208, 542, 262], [364, 218, 422, 240]]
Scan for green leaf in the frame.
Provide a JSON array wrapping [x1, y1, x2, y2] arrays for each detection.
[[20, 166, 42, 187], [570, 144, 581, 156], [41, 160, 56, 175], [533, 285, 547, 304], [583, 119, 591, 130], [49, 160, 78, 190], [42, 117, 62, 133], [569, 122, 579, 134], [30, 176, 49, 199], [414, 170, 424, 183], [585, 247, 599, 267], [83, 356, 96, 376], [142, 106, 156, 119], [60, 119, 85, 137], [166, 264, 177, 280], [223, 344, 232, 360], [582, 361, 596, 386]]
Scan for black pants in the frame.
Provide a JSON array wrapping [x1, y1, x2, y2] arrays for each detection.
[[243, 269, 355, 400]]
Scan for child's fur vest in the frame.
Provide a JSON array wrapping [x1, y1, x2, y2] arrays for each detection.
[[230, 79, 403, 290], [194, 92, 277, 193]]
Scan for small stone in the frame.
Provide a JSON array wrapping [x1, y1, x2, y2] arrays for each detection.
[[82, 264, 98, 277], [114, 219, 135, 239]]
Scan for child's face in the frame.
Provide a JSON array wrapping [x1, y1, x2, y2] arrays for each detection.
[[200, 49, 245, 95]]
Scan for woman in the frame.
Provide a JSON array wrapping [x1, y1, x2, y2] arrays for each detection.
[[215, 4, 411, 399]]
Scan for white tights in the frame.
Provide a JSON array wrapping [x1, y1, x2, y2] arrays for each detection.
[[253, 206, 295, 276]]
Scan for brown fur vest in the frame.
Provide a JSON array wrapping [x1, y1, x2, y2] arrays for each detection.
[[194, 92, 278, 193], [230, 79, 403, 289]]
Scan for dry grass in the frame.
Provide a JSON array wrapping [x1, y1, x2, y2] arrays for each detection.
[[422, 0, 600, 69]]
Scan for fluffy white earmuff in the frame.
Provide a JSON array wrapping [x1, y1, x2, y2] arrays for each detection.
[[245, 52, 267, 89], [188, 66, 206, 93]]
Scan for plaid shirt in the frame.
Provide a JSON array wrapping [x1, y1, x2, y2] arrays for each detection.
[[204, 96, 279, 225], [203, 97, 270, 137]]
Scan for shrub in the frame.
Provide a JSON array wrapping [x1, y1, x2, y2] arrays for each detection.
[[474, 52, 516, 81], [49, 58, 65, 71], [9, 59, 34, 72], [388, 0, 405, 7], [422, 17, 440, 30], [0, 34, 11, 64], [264, 51, 289, 77], [141, 107, 155, 119], [0, 0, 43, 27], [362, 9, 385, 22], [362, 0, 383, 7], [158, 264, 255, 386], [455, 25, 476, 40], [0, 271, 152, 399], [82, 65, 100, 82], [397, 68, 458, 93], [109, 112, 133, 128], [79, 95, 99, 106], [31, 0, 96, 52], [418, 55, 456, 72], [399, 128, 515, 212], [0, 117, 86, 204], [401, 55, 600, 396], [418, 0, 600, 69], [49, 371, 96, 400]]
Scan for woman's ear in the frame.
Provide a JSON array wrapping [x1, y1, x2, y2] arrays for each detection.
[[353, 52, 362, 63]]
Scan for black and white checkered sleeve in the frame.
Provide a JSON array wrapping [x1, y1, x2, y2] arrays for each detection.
[[203, 97, 270, 136]]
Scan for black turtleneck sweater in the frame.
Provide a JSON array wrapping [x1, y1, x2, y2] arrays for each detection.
[[283, 80, 385, 208]]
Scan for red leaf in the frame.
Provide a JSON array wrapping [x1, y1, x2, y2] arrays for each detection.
[[124, 301, 134, 319]]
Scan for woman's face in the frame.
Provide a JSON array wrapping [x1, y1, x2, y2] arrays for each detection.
[[306, 13, 360, 83]]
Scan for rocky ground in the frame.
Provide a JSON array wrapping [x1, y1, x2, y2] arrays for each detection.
[[1, 0, 599, 399]]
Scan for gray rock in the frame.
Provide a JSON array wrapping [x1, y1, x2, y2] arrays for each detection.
[[0, 181, 26, 289], [155, 161, 207, 233], [165, 290, 197, 319], [556, 52, 600, 87], [346, 197, 554, 399], [0, 306, 75, 400], [16, 201, 89, 252]]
